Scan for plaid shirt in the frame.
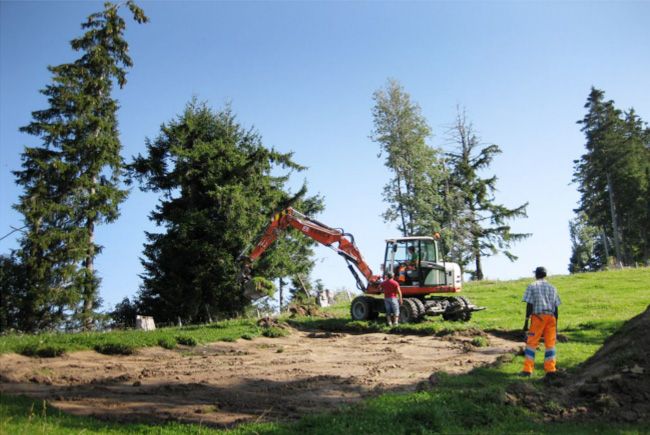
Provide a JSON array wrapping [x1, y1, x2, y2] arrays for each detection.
[[523, 279, 561, 314]]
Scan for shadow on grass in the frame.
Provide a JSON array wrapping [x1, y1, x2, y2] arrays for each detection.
[[287, 316, 480, 337], [486, 329, 526, 342], [488, 320, 625, 347], [561, 320, 623, 345], [256, 365, 540, 435]]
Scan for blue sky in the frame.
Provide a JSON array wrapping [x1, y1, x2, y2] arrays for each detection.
[[1, 1, 649, 309]]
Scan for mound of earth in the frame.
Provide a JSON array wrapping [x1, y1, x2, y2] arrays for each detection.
[[564, 304, 650, 422], [256, 316, 288, 329], [509, 305, 650, 423], [287, 303, 330, 318], [0, 328, 520, 428]]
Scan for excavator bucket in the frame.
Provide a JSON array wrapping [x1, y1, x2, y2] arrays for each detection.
[[243, 279, 268, 301], [239, 266, 276, 301]]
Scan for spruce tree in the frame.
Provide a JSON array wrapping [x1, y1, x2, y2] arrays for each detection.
[[573, 88, 650, 267], [13, 1, 148, 330], [130, 101, 323, 324], [445, 108, 530, 280]]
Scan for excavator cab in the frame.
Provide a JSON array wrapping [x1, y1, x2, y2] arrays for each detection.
[[383, 237, 461, 291]]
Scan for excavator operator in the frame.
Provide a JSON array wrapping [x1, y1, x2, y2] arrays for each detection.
[[397, 246, 419, 285]]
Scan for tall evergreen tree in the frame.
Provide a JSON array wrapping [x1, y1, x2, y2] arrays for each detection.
[[12, 1, 148, 330], [371, 79, 448, 236], [619, 109, 650, 264], [445, 108, 530, 280], [573, 88, 650, 267], [130, 101, 323, 324]]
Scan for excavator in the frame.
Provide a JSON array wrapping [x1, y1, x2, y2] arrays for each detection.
[[239, 207, 484, 323]]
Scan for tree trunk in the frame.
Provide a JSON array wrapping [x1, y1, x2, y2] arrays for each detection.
[[82, 180, 96, 331], [82, 216, 95, 330], [395, 173, 408, 237], [467, 199, 484, 280], [601, 228, 610, 261], [474, 244, 483, 281], [606, 172, 623, 267]]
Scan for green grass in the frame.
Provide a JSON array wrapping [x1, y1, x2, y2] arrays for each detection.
[[0, 394, 234, 435], [0, 318, 261, 355], [1, 267, 649, 434]]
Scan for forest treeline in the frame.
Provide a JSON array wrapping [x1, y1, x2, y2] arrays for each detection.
[[570, 88, 650, 272], [1, 2, 648, 332]]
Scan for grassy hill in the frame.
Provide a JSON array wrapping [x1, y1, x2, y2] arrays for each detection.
[[1, 267, 649, 434]]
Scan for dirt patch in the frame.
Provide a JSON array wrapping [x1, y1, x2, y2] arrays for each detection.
[[0, 330, 519, 428], [507, 305, 650, 424]]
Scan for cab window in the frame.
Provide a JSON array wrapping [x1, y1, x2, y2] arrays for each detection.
[[420, 240, 438, 262], [384, 241, 418, 274]]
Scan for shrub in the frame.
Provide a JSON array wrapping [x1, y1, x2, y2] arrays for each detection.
[[262, 327, 289, 338], [19, 344, 66, 358], [158, 337, 177, 350], [471, 336, 489, 347], [175, 335, 197, 346], [94, 342, 135, 355]]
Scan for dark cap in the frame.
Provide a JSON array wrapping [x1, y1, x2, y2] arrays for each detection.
[[534, 266, 547, 277]]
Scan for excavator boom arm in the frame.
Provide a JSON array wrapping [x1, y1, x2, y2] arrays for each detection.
[[245, 208, 377, 290]]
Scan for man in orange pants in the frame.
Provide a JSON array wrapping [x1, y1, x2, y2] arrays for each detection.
[[521, 266, 561, 377]]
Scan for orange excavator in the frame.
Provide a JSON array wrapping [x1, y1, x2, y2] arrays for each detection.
[[239, 207, 484, 323]]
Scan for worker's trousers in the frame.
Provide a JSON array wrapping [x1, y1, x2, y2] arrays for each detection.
[[522, 314, 557, 374]]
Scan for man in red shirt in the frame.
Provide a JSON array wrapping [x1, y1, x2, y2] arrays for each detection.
[[381, 272, 403, 327]]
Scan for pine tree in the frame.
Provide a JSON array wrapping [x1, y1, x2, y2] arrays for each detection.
[[12, 1, 147, 330], [445, 108, 530, 280], [130, 101, 323, 324], [371, 79, 448, 236]]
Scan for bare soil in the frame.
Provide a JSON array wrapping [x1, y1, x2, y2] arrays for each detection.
[[0, 329, 520, 428]]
